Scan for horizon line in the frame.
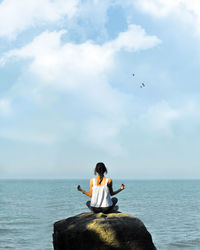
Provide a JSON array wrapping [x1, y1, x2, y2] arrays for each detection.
[[0, 178, 200, 181]]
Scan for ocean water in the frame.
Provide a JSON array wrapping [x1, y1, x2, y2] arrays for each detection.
[[0, 179, 199, 250]]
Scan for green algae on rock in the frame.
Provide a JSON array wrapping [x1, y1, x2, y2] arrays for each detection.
[[53, 212, 157, 250]]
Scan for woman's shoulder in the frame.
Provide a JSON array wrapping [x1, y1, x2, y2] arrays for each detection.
[[90, 178, 94, 184], [107, 178, 112, 184]]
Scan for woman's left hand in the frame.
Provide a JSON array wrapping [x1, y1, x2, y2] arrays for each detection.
[[77, 185, 83, 192], [120, 184, 125, 190]]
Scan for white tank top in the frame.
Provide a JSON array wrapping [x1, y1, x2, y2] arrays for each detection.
[[90, 178, 113, 208]]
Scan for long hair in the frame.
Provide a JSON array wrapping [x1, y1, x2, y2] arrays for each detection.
[[94, 162, 108, 184]]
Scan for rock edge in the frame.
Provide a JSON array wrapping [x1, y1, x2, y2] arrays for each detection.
[[53, 212, 157, 250]]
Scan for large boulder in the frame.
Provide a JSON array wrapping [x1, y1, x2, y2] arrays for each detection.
[[53, 212, 156, 250]]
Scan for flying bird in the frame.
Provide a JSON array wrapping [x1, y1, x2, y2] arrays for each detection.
[[131, 73, 147, 88]]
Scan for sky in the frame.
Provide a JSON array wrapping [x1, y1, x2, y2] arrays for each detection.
[[0, 0, 200, 179]]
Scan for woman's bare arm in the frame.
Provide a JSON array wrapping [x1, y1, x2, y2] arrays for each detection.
[[77, 179, 93, 197], [108, 180, 125, 196]]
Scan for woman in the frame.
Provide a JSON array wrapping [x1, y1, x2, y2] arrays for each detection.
[[77, 162, 125, 213]]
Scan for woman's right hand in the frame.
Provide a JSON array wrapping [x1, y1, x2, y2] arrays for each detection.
[[120, 184, 125, 190]]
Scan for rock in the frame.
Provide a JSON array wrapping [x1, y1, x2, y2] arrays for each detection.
[[53, 212, 156, 250]]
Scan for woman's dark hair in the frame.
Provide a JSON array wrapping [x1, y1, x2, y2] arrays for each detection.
[[94, 162, 107, 184], [94, 162, 107, 176]]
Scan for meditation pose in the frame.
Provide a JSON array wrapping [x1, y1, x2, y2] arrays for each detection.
[[77, 162, 125, 213]]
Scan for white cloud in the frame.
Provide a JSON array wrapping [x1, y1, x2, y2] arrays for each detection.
[[0, 129, 57, 144], [83, 117, 126, 155], [0, 25, 161, 152], [134, 0, 200, 36], [141, 101, 180, 131], [0, 98, 11, 115], [1, 25, 161, 86], [0, 0, 78, 39], [0, 24, 161, 115], [106, 24, 161, 51], [1, 30, 114, 88], [138, 99, 200, 135], [0, 117, 76, 144], [134, 0, 180, 18]]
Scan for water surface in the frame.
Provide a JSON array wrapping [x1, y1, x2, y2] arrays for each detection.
[[0, 179, 199, 249]]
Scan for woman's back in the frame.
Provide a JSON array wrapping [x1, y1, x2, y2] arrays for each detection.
[[90, 177, 113, 207], [77, 162, 125, 213]]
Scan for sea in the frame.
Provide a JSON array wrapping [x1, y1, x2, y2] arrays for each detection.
[[0, 179, 199, 250]]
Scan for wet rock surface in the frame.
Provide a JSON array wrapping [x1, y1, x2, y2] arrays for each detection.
[[53, 212, 157, 250]]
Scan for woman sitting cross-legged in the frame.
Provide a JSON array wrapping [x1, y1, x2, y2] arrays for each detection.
[[77, 162, 125, 213]]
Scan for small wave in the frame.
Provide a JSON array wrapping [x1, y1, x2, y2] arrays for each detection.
[[169, 242, 193, 248], [169, 238, 200, 249], [7, 220, 38, 225], [0, 228, 10, 233], [0, 246, 15, 249]]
